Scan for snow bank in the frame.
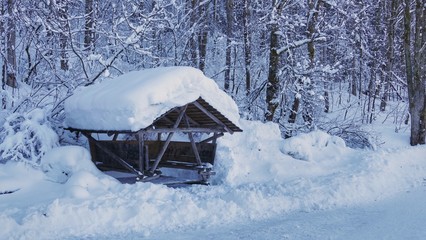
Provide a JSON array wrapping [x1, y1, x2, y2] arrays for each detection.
[[64, 66, 240, 131], [1, 120, 426, 239], [0, 162, 45, 194], [214, 120, 351, 186]]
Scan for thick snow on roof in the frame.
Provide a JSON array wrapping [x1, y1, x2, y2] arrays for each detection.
[[64, 66, 240, 131]]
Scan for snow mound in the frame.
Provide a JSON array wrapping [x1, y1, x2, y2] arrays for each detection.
[[0, 161, 45, 194], [282, 130, 346, 161], [64, 66, 240, 131], [41, 146, 114, 180], [214, 120, 349, 186], [41, 146, 95, 183], [41, 146, 119, 198]]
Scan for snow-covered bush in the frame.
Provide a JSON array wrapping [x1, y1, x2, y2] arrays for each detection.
[[0, 108, 59, 166]]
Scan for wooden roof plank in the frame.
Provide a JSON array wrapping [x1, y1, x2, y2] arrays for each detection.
[[192, 100, 234, 134]]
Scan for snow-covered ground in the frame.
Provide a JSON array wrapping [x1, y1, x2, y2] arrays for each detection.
[[136, 187, 426, 240], [1, 118, 426, 239]]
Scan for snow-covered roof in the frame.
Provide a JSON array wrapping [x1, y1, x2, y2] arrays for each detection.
[[64, 66, 241, 132]]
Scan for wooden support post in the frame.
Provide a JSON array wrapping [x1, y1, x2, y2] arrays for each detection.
[[112, 133, 118, 141], [188, 132, 202, 165], [211, 132, 219, 162], [150, 105, 187, 173], [150, 131, 174, 173], [184, 113, 202, 165], [144, 145, 149, 171], [212, 132, 219, 144], [138, 131, 145, 173], [87, 133, 98, 164]]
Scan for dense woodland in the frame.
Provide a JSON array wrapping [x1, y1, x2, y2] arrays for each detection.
[[0, 0, 425, 163]]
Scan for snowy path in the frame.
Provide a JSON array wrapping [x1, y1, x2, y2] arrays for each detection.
[[133, 186, 426, 240]]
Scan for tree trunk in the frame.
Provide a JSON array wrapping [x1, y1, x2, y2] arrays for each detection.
[[224, 0, 234, 92], [0, 0, 5, 92], [58, 0, 69, 71], [307, 0, 321, 68], [303, 0, 322, 127], [288, 87, 300, 125], [198, 2, 209, 72], [5, 0, 17, 88], [351, 60, 357, 96], [381, 0, 398, 111], [412, 0, 426, 144], [84, 0, 94, 52], [243, 0, 251, 97], [265, 1, 284, 122], [404, 0, 426, 145], [188, 0, 198, 68], [324, 82, 330, 113]]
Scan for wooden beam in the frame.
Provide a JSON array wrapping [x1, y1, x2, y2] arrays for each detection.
[[83, 132, 143, 176], [150, 105, 187, 173], [199, 132, 224, 144], [66, 128, 134, 134], [192, 101, 234, 134], [144, 127, 225, 134]]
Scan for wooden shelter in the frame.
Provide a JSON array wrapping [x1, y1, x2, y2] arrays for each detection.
[[65, 67, 242, 183], [68, 96, 242, 183]]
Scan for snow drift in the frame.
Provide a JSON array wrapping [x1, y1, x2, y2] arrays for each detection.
[[1, 120, 426, 239]]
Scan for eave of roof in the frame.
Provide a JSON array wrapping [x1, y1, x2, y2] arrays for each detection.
[[67, 97, 242, 134]]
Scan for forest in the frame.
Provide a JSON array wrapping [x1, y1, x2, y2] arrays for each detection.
[[0, 0, 425, 165]]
